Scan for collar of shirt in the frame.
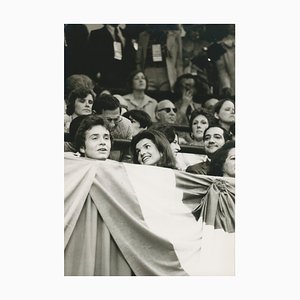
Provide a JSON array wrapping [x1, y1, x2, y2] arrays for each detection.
[[125, 94, 156, 109], [106, 25, 125, 46]]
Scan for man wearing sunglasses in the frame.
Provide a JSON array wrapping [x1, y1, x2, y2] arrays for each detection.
[[155, 100, 177, 124]]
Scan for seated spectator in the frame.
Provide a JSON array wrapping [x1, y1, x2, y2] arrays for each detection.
[[155, 100, 177, 124], [123, 70, 158, 122], [186, 126, 231, 175], [64, 74, 95, 113], [73, 115, 112, 160], [208, 141, 235, 178], [150, 123, 186, 170], [187, 110, 211, 146], [173, 73, 210, 125], [202, 95, 219, 116], [131, 129, 176, 169], [123, 110, 152, 136], [113, 94, 129, 115], [93, 93, 133, 140], [213, 98, 235, 136], [64, 87, 95, 133]]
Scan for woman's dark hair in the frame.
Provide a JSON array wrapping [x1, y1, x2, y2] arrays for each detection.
[[93, 93, 121, 114], [188, 110, 212, 135], [208, 141, 235, 176], [126, 70, 149, 92], [130, 129, 176, 169], [74, 115, 113, 153], [66, 87, 95, 116], [123, 110, 152, 129], [213, 98, 235, 115], [149, 123, 176, 144]]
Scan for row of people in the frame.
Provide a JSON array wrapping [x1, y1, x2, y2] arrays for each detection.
[[66, 114, 235, 178], [64, 77, 235, 145], [65, 24, 235, 97]]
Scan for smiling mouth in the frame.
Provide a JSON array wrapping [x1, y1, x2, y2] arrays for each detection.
[[141, 156, 150, 163]]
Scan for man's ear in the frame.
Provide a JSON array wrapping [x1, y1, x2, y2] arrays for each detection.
[[214, 112, 219, 120], [155, 112, 161, 121], [79, 146, 85, 154]]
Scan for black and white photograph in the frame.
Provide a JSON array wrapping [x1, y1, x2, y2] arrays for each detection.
[[2, 0, 299, 298], [64, 23, 236, 276]]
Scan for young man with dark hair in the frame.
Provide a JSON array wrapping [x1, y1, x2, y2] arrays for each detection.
[[93, 93, 133, 140], [74, 115, 112, 160]]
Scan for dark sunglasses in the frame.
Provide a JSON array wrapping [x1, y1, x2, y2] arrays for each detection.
[[158, 107, 177, 113]]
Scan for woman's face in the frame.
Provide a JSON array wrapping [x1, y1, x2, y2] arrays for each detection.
[[74, 94, 93, 116], [170, 134, 181, 157], [192, 115, 209, 141], [135, 138, 161, 166], [132, 72, 147, 91], [215, 100, 235, 124], [223, 148, 235, 177]]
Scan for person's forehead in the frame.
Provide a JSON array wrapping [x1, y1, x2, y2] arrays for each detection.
[[86, 125, 109, 136], [136, 138, 154, 147], [205, 127, 223, 135], [158, 101, 175, 109], [181, 78, 195, 85], [193, 114, 207, 122], [205, 98, 219, 107], [222, 100, 234, 108], [103, 108, 120, 116]]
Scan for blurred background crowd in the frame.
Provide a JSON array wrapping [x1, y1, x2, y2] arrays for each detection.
[[64, 24, 235, 178]]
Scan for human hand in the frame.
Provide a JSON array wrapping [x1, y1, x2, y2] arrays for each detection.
[[182, 89, 193, 105]]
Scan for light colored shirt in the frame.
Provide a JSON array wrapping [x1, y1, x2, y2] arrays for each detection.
[[123, 93, 158, 122], [111, 115, 133, 140]]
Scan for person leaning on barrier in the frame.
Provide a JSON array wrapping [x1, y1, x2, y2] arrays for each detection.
[[185, 125, 231, 175], [131, 129, 177, 169], [123, 109, 152, 136], [93, 93, 133, 140], [73, 115, 112, 160], [208, 140, 235, 178]]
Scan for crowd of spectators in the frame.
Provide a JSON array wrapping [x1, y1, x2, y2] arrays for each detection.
[[64, 24, 235, 178]]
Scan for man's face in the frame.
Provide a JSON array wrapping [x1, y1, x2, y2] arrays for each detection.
[[156, 101, 177, 124], [80, 125, 111, 160], [102, 108, 121, 131], [203, 98, 219, 115], [204, 127, 226, 156], [180, 78, 196, 95], [74, 94, 93, 116]]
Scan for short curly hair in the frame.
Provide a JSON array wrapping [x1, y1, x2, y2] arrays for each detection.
[[66, 87, 95, 116]]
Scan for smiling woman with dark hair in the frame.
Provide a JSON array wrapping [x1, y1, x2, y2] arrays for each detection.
[[130, 129, 176, 169]]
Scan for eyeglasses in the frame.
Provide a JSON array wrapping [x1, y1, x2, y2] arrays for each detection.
[[157, 107, 177, 113]]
